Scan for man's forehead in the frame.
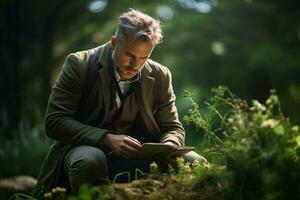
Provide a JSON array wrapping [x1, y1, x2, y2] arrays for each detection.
[[122, 40, 154, 54]]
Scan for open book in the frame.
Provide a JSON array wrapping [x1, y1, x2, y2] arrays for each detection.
[[133, 143, 195, 160]]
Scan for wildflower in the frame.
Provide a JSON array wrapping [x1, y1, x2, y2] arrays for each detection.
[[261, 119, 279, 128]]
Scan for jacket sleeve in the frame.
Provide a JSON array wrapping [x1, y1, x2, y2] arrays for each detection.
[[44, 52, 107, 147], [155, 68, 185, 146]]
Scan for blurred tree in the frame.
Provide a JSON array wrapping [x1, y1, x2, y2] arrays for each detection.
[[0, 0, 166, 139], [155, 0, 300, 123], [0, 0, 100, 138], [1, 0, 300, 139]]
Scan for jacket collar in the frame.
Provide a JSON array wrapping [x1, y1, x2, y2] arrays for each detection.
[[98, 41, 111, 69]]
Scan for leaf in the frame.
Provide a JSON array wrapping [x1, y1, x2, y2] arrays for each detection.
[[274, 125, 285, 135]]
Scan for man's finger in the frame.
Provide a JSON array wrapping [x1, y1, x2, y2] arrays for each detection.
[[127, 136, 141, 145], [124, 136, 142, 150], [121, 143, 140, 154], [113, 147, 131, 158]]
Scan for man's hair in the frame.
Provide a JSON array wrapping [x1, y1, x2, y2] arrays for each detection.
[[115, 8, 163, 45]]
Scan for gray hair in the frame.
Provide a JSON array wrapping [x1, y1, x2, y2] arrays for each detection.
[[115, 8, 163, 45]]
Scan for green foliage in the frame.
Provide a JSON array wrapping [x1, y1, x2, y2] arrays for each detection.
[[2, 0, 300, 139], [0, 129, 51, 199], [2, 0, 300, 198], [184, 86, 300, 200], [0, 135, 51, 178], [68, 184, 114, 200], [8, 193, 37, 200], [183, 89, 223, 145], [221, 91, 300, 200], [32, 86, 300, 200]]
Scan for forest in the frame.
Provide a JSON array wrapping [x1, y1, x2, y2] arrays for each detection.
[[0, 0, 300, 199]]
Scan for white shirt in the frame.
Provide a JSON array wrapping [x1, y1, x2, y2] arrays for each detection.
[[113, 68, 140, 108]]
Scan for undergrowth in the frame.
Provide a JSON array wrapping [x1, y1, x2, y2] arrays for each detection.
[[10, 86, 300, 200], [184, 86, 300, 200]]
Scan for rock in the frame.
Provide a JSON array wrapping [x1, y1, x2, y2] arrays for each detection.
[[0, 175, 37, 191]]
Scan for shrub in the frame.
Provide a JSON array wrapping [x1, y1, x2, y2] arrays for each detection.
[[184, 86, 300, 200]]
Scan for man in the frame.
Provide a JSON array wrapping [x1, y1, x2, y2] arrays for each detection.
[[33, 8, 205, 198]]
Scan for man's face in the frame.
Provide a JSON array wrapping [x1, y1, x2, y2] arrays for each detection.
[[111, 36, 155, 81]]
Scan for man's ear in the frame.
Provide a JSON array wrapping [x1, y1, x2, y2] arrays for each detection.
[[111, 36, 116, 49]]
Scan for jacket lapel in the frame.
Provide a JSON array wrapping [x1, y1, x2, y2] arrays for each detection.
[[98, 67, 111, 121], [137, 62, 161, 136]]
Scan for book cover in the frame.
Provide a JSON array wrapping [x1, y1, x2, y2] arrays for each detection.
[[133, 143, 195, 160]]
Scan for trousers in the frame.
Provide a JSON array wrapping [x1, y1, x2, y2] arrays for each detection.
[[63, 145, 206, 195]]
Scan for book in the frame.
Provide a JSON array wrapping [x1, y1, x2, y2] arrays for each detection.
[[133, 143, 195, 160]]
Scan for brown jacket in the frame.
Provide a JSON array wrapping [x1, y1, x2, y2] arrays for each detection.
[[34, 42, 184, 197]]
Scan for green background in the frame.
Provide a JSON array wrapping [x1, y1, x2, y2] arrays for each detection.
[[0, 0, 299, 194]]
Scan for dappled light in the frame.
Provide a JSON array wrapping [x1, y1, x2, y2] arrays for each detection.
[[156, 5, 174, 20], [1, 0, 300, 199], [88, 0, 108, 13]]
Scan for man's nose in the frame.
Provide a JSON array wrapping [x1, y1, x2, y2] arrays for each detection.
[[130, 59, 139, 70]]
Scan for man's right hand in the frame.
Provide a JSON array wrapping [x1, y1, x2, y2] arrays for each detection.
[[102, 133, 142, 158]]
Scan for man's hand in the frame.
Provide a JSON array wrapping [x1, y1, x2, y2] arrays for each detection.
[[155, 141, 179, 167], [102, 133, 142, 158], [164, 141, 177, 146]]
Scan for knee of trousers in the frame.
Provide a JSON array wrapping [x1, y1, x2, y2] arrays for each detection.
[[183, 151, 208, 164], [64, 146, 108, 177]]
